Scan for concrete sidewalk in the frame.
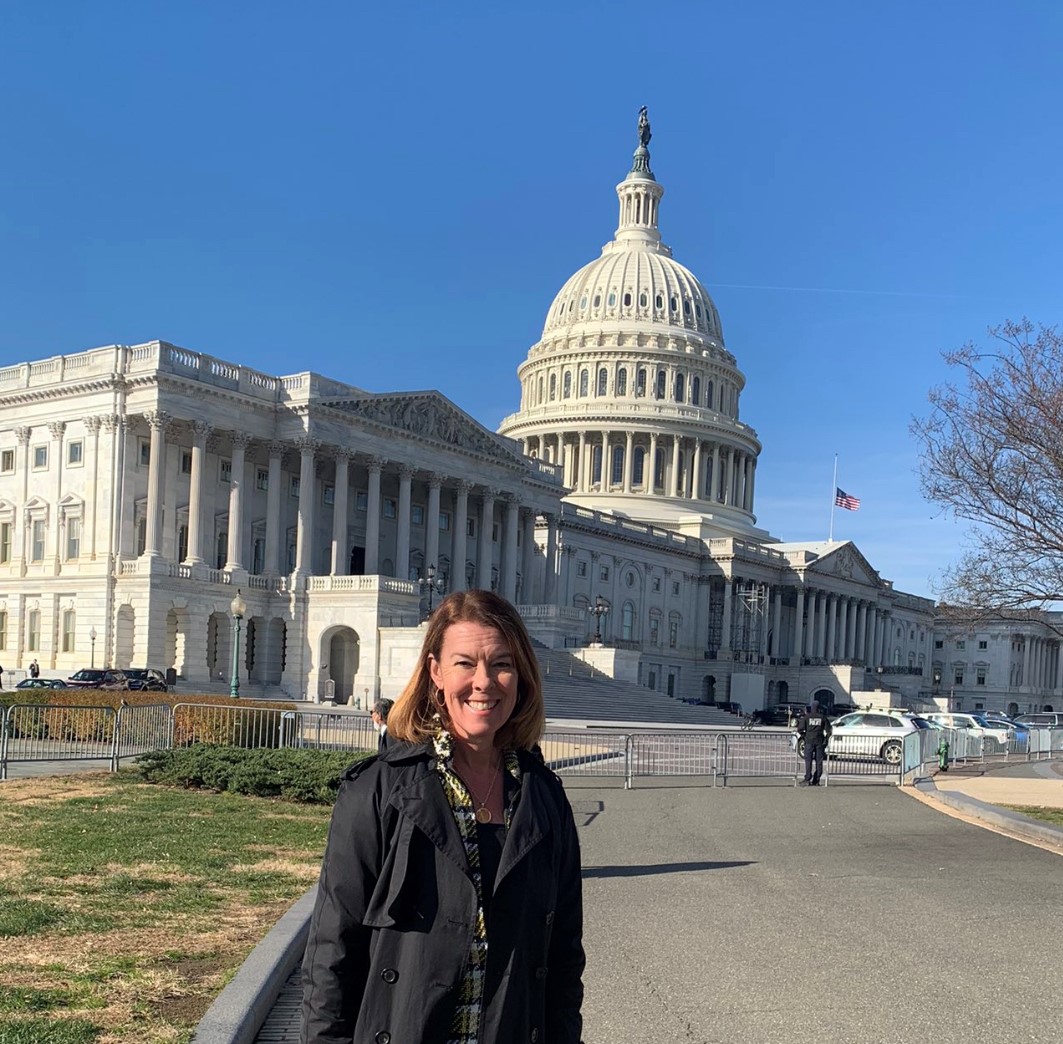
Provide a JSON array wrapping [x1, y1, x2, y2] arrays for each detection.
[[929, 757, 1063, 808]]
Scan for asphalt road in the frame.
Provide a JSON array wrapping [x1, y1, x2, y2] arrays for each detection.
[[569, 779, 1062, 1044]]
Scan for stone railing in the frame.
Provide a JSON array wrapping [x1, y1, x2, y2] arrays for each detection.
[[517, 604, 586, 622], [307, 575, 417, 596]]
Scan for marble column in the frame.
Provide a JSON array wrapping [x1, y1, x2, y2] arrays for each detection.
[[185, 422, 212, 565], [736, 452, 747, 510], [364, 459, 383, 574], [724, 448, 735, 506], [746, 459, 756, 511], [294, 437, 318, 575], [711, 443, 720, 502], [793, 587, 805, 663], [478, 490, 496, 589], [577, 432, 587, 492], [692, 440, 703, 500], [225, 432, 252, 571], [671, 435, 682, 497], [838, 598, 850, 660], [263, 441, 284, 574], [544, 512, 558, 605], [502, 495, 520, 601], [330, 449, 352, 576], [805, 590, 818, 659], [855, 602, 867, 661], [395, 465, 412, 581], [649, 433, 659, 493], [143, 411, 171, 558], [424, 474, 441, 578], [520, 508, 535, 602], [825, 595, 837, 661], [49, 422, 66, 567], [720, 579, 733, 654], [85, 416, 102, 561], [623, 432, 634, 493], [451, 481, 470, 590]]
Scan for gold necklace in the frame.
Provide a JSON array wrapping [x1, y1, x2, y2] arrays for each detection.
[[463, 761, 502, 824]]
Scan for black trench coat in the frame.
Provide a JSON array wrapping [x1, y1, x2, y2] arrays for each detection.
[[301, 742, 585, 1044]]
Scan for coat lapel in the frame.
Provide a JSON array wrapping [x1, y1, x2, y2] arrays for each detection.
[[495, 769, 552, 889], [389, 767, 471, 878]]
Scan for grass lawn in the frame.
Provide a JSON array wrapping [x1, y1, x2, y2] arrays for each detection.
[[1002, 804, 1063, 828], [0, 769, 333, 1044]]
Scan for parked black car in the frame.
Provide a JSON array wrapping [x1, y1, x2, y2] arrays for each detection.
[[122, 668, 168, 692], [15, 678, 68, 690], [753, 702, 806, 726], [66, 669, 129, 690]]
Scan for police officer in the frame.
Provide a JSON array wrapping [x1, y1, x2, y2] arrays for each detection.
[[798, 701, 832, 786]]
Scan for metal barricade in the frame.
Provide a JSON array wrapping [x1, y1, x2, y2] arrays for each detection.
[[279, 709, 376, 753], [714, 731, 799, 786], [540, 731, 630, 784], [1, 703, 118, 780], [629, 732, 720, 784], [115, 703, 173, 766]]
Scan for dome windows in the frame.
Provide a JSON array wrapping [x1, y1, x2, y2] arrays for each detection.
[[579, 294, 588, 311], [655, 369, 666, 399], [636, 367, 647, 397], [597, 368, 608, 396], [607, 291, 616, 308], [655, 293, 663, 310], [692, 376, 700, 405], [670, 295, 678, 313], [563, 371, 572, 398], [623, 291, 632, 307], [616, 367, 628, 396], [592, 293, 601, 308], [639, 291, 648, 308], [683, 299, 691, 317], [675, 372, 685, 402], [579, 369, 589, 397], [549, 373, 557, 401]]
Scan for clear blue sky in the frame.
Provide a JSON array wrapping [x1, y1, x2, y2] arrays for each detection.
[[3, 2, 1062, 600]]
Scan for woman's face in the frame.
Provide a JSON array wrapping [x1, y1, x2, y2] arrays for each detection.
[[428, 621, 520, 749]]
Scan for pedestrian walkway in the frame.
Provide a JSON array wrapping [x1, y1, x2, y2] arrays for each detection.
[[193, 759, 1063, 1044], [931, 757, 1063, 808]]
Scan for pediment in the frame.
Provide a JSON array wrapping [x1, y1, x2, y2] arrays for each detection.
[[806, 541, 883, 588], [322, 391, 526, 467]]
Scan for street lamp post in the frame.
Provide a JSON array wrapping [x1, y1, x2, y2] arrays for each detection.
[[229, 588, 246, 699], [588, 595, 609, 645], [89, 627, 97, 669], [419, 563, 445, 618]]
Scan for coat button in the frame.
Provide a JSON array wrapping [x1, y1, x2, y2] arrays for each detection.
[[530, 1029, 539, 1042], [535, 966, 548, 980], [544, 911, 554, 925], [375, 1033, 391, 1044], [381, 968, 399, 984]]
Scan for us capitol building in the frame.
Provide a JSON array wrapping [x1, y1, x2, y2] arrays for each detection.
[[1, 112, 1059, 717]]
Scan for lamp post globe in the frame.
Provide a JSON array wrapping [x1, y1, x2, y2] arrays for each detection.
[[589, 595, 609, 645], [229, 588, 246, 699], [89, 626, 97, 669]]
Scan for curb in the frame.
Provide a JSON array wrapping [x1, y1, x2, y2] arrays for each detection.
[[190, 886, 317, 1044], [914, 776, 1063, 849]]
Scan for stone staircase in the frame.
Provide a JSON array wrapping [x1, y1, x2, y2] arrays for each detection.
[[534, 644, 740, 727]]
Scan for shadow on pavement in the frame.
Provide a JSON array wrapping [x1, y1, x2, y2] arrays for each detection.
[[582, 859, 754, 878]]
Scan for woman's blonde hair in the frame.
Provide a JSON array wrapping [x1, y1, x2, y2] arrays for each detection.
[[387, 589, 544, 749]]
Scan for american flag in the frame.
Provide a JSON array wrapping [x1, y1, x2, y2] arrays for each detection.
[[835, 487, 861, 511]]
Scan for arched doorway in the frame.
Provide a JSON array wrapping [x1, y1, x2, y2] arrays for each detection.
[[207, 612, 231, 682], [320, 626, 360, 704], [812, 687, 835, 710], [776, 680, 789, 702], [164, 607, 191, 679], [114, 605, 135, 669], [702, 675, 716, 703]]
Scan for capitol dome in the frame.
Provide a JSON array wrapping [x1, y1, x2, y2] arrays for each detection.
[[498, 110, 762, 536]]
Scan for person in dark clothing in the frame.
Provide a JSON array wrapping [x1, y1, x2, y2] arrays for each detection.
[[301, 590, 585, 1044], [797, 701, 832, 786], [370, 697, 393, 752], [29, 659, 40, 679]]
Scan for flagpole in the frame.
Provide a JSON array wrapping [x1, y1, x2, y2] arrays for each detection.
[[828, 454, 838, 542]]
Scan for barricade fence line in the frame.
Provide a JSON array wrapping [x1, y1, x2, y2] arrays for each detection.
[[2, 703, 1061, 788]]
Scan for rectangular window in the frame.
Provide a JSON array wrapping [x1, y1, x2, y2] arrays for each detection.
[[61, 609, 76, 653], [139, 438, 150, 467], [383, 498, 397, 519], [27, 609, 41, 652], [576, 560, 587, 578], [356, 491, 368, 511], [439, 511, 451, 531], [65, 517, 81, 560], [181, 451, 193, 475], [411, 504, 425, 526], [672, 581, 680, 596], [33, 445, 48, 470], [66, 440, 84, 466], [220, 459, 232, 483], [650, 618, 660, 645], [0, 449, 13, 473], [652, 577, 661, 593], [600, 565, 610, 581], [466, 518, 476, 537], [256, 468, 269, 491], [669, 621, 679, 648], [0, 522, 10, 563], [323, 484, 335, 506], [136, 517, 147, 556], [976, 666, 987, 686], [492, 522, 500, 542], [31, 519, 46, 561], [954, 667, 964, 686], [934, 639, 943, 649], [955, 640, 965, 650], [178, 525, 188, 562], [290, 476, 301, 498], [978, 640, 987, 650], [0, 610, 6, 650]]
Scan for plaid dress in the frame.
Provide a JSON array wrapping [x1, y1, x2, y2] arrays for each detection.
[[432, 727, 521, 1044]]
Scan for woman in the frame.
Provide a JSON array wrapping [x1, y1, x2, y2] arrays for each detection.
[[302, 589, 585, 1044]]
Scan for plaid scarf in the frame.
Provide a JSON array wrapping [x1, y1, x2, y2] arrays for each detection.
[[432, 726, 520, 1044]]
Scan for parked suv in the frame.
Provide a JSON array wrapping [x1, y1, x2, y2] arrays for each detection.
[[66, 669, 129, 690], [122, 668, 168, 692], [1014, 712, 1063, 728], [923, 712, 1014, 752], [754, 702, 806, 726], [795, 711, 925, 764]]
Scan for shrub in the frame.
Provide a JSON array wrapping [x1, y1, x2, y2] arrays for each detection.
[[135, 746, 371, 803]]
